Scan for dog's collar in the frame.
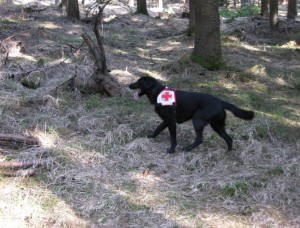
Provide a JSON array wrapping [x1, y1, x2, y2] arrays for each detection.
[[155, 87, 177, 107]]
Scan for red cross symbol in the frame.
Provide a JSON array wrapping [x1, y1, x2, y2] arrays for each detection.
[[162, 91, 172, 101]]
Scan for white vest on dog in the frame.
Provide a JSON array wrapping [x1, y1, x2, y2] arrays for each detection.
[[157, 89, 176, 106]]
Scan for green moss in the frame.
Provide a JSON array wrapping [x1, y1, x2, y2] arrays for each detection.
[[220, 182, 249, 198], [85, 95, 102, 110], [191, 54, 224, 71], [267, 166, 284, 177], [220, 185, 236, 197]]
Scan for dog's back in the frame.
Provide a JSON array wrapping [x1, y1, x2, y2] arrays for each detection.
[[175, 91, 224, 123]]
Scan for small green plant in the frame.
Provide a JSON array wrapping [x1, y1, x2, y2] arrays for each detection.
[[220, 182, 249, 198], [128, 202, 150, 211], [267, 166, 284, 177], [235, 182, 249, 194], [294, 77, 300, 91], [220, 185, 236, 197], [254, 125, 269, 140], [85, 95, 101, 110]]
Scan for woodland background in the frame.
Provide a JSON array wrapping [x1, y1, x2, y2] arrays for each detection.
[[0, 0, 299, 227]]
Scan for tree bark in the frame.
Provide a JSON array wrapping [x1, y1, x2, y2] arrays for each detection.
[[287, 0, 297, 20], [261, 0, 269, 17], [0, 134, 40, 147], [192, 0, 222, 70], [270, 0, 279, 32], [93, 6, 108, 74], [0, 168, 36, 177], [188, 0, 196, 36], [0, 160, 43, 169], [67, 0, 80, 20], [136, 0, 148, 14]]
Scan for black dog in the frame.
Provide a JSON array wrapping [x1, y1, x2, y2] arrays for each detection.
[[129, 76, 254, 153]]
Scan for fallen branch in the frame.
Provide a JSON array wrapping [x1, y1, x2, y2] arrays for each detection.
[[0, 168, 36, 177], [79, 1, 125, 96], [0, 134, 40, 146], [81, 31, 104, 75], [0, 160, 43, 169]]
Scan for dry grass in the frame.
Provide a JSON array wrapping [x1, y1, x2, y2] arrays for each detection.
[[0, 1, 300, 227]]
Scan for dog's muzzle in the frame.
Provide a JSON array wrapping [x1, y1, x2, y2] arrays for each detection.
[[133, 89, 141, 100]]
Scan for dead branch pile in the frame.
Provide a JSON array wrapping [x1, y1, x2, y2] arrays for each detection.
[[0, 133, 45, 177], [78, 1, 125, 96]]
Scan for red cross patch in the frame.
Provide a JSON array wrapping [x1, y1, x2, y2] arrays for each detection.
[[157, 89, 176, 106]]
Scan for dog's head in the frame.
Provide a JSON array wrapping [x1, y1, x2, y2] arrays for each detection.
[[129, 76, 157, 99]]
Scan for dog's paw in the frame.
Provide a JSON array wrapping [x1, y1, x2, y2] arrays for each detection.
[[167, 148, 175, 154], [226, 147, 235, 153], [182, 146, 192, 152], [147, 134, 156, 139]]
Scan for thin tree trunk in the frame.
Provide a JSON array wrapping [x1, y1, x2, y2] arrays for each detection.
[[67, 0, 80, 20], [270, 0, 279, 32], [188, 0, 196, 36], [192, 0, 222, 70], [261, 0, 269, 17], [287, 0, 297, 20], [136, 0, 148, 14], [93, 6, 108, 74]]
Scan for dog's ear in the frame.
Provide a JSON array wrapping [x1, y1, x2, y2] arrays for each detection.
[[141, 77, 156, 90]]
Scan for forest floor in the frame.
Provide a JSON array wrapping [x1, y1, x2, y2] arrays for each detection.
[[0, 1, 300, 227]]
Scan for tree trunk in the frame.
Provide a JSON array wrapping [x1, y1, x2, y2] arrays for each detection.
[[287, 0, 297, 20], [67, 0, 80, 20], [60, 0, 67, 8], [188, 0, 196, 36], [261, 0, 269, 17], [136, 0, 148, 14], [270, 0, 279, 32], [192, 0, 222, 70]]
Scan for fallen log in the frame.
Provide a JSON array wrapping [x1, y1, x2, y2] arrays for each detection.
[[0, 160, 43, 169], [0, 168, 36, 177], [0, 134, 40, 146]]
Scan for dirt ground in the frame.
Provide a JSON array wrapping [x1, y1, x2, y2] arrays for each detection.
[[0, 1, 300, 227]]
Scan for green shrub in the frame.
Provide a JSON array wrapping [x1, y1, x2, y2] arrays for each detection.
[[220, 5, 260, 20]]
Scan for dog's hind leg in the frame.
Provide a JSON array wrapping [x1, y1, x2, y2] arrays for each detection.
[[167, 121, 177, 153], [210, 122, 233, 151], [183, 117, 207, 152]]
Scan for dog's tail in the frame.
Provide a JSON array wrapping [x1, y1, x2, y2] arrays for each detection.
[[222, 101, 254, 120]]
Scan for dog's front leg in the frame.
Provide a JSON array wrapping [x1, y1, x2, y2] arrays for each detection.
[[167, 122, 177, 154], [147, 121, 167, 138]]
